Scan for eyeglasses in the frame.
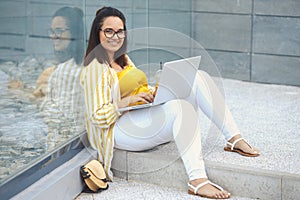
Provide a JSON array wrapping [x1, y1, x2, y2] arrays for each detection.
[[47, 28, 70, 37], [100, 28, 126, 39]]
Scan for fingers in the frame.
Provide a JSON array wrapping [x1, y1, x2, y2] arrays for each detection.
[[136, 92, 154, 103]]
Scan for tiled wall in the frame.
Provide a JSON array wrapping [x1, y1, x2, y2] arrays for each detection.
[[0, 0, 299, 85], [192, 0, 300, 85], [0, 0, 84, 61]]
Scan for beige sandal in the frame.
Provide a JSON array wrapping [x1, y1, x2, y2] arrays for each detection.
[[188, 180, 230, 199], [224, 137, 259, 157]]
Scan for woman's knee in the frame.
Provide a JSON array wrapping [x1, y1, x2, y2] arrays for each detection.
[[196, 70, 212, 83], [163, 99, 196, 116]]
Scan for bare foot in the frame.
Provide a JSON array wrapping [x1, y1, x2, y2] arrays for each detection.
[[226, 135, 260, 156], [188, 178, 230, 199]]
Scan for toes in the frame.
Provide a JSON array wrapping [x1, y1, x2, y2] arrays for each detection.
[[223, 191, 230, 198], [253, 150, 260, 155], [248, 147, 260, 155], [215, 191, 230, 199], [237, 140, 259, 154], [253, 148, 260, 154]]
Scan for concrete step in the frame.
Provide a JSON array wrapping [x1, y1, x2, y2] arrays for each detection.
[[15, 79, 298, 200], [109, 79, 300, 200], [75, 177, 256, 200], [111, 142, 299, 200]]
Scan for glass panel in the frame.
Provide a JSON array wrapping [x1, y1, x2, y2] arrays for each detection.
[[0, 0, 195, 191], [0, 0, 86, 185]]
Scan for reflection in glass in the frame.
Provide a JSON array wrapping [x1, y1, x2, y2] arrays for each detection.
[[37, 7, 85, 151], [0, 6, 85, 184]]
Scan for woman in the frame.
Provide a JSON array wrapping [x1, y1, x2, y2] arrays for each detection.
[[38, 7, 85, 150], [34, 6, 84, 98], [81, 7, 259, 199]]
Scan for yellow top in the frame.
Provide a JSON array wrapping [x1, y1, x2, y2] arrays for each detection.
[[117, 65, 151, 106]]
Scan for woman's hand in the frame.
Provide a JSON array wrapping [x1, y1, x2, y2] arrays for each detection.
[[117, 92, 154, 108]]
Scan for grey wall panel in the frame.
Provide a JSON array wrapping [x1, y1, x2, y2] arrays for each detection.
[[29, 17, 51, 37], [29, 3, 65, 16], [25, 37, 53, 56], [0, 0, 26, 18], [193, 0, 252, 14], [252, 54, 300, 85], [148, 47, 191, 63], [149, 10, 191, 36], [254, 0, 300, 17], [129, 10, 148, 29], [193, 13, 251, 52], [0, 49, 27, 62], [149, 0, 191, 11], [28, 1, 84, 35], [127, 49, 149, 67], [30, 0, 81, 6], [86, 0, 132, 8], [0, 35, 25, 50], [204, 51, 251, 80], [0, 18, 26, 35], [0, 1, 27, 53], [253, 16, 300, 56]]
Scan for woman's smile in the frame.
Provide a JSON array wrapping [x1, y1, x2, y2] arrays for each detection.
[[107, 39, 121, 46]]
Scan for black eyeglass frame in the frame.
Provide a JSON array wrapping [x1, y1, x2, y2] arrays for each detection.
[[99, 28, 126, 39], [47, 28, 70, 37]]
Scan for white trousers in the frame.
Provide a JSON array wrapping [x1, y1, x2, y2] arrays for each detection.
[[114, 70, 240, 180]]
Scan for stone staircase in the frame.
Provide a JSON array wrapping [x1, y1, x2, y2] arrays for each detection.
[[110, 141, 299, 200], [12, 79, 300, 200], [109, 79, 300, 200]]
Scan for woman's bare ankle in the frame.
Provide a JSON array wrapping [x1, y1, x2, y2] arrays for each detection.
[[189, 178, 208, 186], [228, 134, 242, 143]]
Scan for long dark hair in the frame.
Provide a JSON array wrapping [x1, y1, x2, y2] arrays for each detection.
[[53, 7, 84, 64], [84, 7, 128, 67]]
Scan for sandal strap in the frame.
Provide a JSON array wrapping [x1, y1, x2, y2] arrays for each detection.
[[209, 181, 224, 192], [227, 137, 253, 151], [188, 180, 224, 194]]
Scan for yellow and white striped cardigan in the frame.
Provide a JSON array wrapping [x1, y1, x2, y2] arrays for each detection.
[[40, 58, 85, 150], [80, 58, 121, 180]]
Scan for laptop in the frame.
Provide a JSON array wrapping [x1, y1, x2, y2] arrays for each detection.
[[117, 56, 201, 112]]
